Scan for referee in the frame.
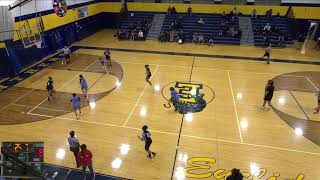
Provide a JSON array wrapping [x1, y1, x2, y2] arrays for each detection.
[[62, 46, 71, 64], [68, 131, 80, 167]]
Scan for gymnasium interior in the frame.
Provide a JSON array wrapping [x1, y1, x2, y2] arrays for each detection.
[[0, 0, 320, 179]]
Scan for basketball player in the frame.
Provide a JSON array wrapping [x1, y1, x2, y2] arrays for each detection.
[[70, 93, 81, 118], [61, 46, 71, 64], [100, 58, 108, 73], [145, 65, 152, 86], [46, 76, 54, 102], [170, 87, 179, 111], [313, 90, 320, 114], [104, 49, 112, 67], [262, 80, 274, 110], [137, 125, 156, 159], [261, 44, 272, 64], [79, 75, 88, 99]]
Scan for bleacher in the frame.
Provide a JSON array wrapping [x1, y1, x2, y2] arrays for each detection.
[[161, 13, 241, 45], [119, 12, 154, 40], [252, 16, 294, 47]]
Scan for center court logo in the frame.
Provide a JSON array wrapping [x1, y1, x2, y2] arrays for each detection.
[[161, 81, 215, 114]]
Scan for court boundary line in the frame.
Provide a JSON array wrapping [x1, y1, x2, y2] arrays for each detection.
[[122, 65, 160, 127], [75, 45, 320, 65], [227, 71, 243, 143], [117, 61, 312, 77], [289, 90, 310, 120], [305, 76, 319, 91], [13, 103, 70, 112], [24, 111, 320, 156], [27, 60, 99, 114]]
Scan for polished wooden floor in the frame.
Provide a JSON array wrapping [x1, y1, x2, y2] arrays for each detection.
[[1, 30, 320, 180]]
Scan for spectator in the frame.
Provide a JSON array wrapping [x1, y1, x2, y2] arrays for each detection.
[[222, 11, 226, 19], [170, 30, 176, 42], [197, 18, 205, 25], [159, 31, 165, 42], [263, 23, 271, 33], [226, 168, 243, 180], [130, 30, 135, 40], [278, 33, 285, 46], [77, 144, 94, 178], [167, 6, 172, 16], [232, 7, 238, 16], [187, 7, 192, 16], [315, 36, 320, 50], [178, 29, 184, 43], [171, 6, 177, 15], [208, 35, 214, 46], [192, 32, 198, 44], [251, 9, 257, 18], [266, 9, 272, 17], [198, 34, 204, 44], [138, 30, 144, 40], [229, 26, 235, 37]]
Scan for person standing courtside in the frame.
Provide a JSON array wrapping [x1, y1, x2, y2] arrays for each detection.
[[262, 80, 275, 110], [104, 49, 112, 67], [61, 46, 71, 64], [145, 65, 152, 86], [46, 76, 55, 102], [313, 89, 320, 114], [77, 144, 94, 179], [68, 131, 80, 167], [261, 44, 272, 64], [137, 125, 156, 159]]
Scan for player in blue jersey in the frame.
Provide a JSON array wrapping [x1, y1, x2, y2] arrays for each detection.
[[137, 125, 156, 159], [79, 75, 88, 99], [70, 93, 81, 119]]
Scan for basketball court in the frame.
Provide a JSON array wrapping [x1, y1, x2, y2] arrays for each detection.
[[1, 29, 320, 179]]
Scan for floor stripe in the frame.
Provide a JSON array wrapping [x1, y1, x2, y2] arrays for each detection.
[[76, 45, 320, 65], [122, 65, 159, 127], [305, 76, 319, 91], [227, 71, 243, 143], [118, 60, 313, 77], [289, 90, 310, 120], [26, 111, 320, 156], [13, 103, 70, 112]]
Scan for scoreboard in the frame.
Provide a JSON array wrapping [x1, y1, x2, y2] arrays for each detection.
[[1, 142, 44, 178]]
